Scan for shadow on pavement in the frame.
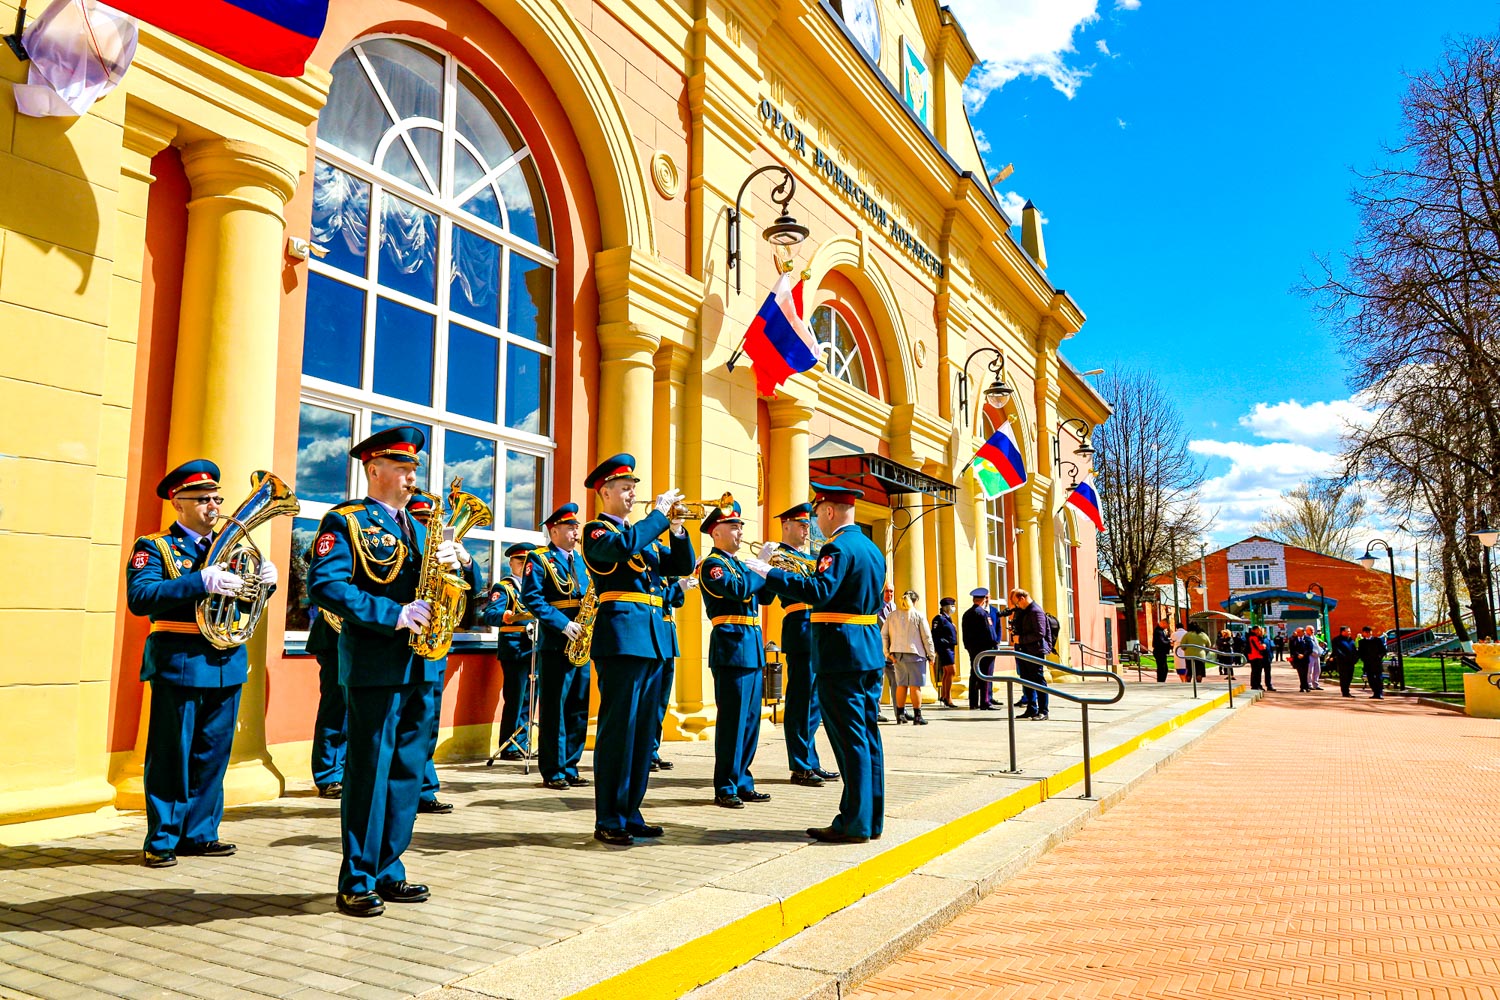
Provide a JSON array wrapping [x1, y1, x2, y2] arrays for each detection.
[[0, 848, 145, 871], [0, 890, 330, 931]]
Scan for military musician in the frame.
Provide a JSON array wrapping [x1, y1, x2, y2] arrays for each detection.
[[770, 503, 838, 787], [126, 460, 278, 868], [305, 600, 345, 799], [748, 483, 886, 844], [520, 503, 591, 791], [581, 455, 695, 845], [480, 542, 537, 761], [406, 494, 453, 815], [307, 426, 477, 917]]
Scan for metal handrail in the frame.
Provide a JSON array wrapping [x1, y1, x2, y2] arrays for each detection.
[[972, 648, 1125, 798], [1178, 642, 1246, 705], [1070, 640, 1115, 670]]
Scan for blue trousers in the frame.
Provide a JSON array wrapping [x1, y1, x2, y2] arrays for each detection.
[[712, 666, 764, 798], [967, 650, 993, 708], [816, 669, 885, 839], [1018, 661, 1048, 714], [143, 680, 241, 853], [420, 661, 447, 803], [340, 682, 428, 896], [782, 651, 823, 772], [499, 653, 534, 753], [593, 654, 664, 832], [310, 647, 346, 790], [652, 658, 675, 761], [538, 648, 590, 782]]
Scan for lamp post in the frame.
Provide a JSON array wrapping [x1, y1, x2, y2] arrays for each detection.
[[955, 347, 1014, 421], [726, 165, 809, 294], [1469, 520, 1499, 640], [1053, 416, 1096, 468], [1186, 575, 1206, 614], [1359, 539, 1405, 689], [1305, 582, 1327, 645]]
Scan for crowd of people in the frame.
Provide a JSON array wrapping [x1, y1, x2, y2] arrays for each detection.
[[1149, 617, 1398, 699]]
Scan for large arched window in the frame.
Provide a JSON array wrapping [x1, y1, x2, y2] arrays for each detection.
[[288, 36, 555, 632], [810, 303, 868, 391]]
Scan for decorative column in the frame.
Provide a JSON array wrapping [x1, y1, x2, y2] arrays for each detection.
[[164, 138, 298, 806], [655, 343, 707, 740], [597, 323, 660, 492]]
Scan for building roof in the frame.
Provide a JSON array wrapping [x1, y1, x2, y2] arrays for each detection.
[[1219, 589, 1339, 611]]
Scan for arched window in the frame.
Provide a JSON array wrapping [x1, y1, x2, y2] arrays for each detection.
[[288, 36, 555, 632], [1057, 516, 1077, 641], [810, 303, 868, 391]]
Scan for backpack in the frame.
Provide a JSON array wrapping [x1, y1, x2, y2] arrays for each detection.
[[1044, 612, 1060, 649]]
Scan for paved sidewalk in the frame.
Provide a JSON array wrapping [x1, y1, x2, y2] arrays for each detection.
[[0, 675, 1233, 1000], [851, 688, 1500, 999]]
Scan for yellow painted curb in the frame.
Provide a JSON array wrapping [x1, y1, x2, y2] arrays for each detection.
[[567, 686, 1246, 1000]]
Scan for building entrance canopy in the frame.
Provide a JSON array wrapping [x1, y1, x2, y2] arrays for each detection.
[[808, 439, 955, 549], [1221, 589, 1340, 612]]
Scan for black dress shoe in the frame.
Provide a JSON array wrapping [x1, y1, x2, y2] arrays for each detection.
[[1017, 711, 1038, 720], [594, 827, 634, 846], [376, 880, 430, 903], [318, 783, 343, 799], [143, 850, 176, 868], [741, 790, 771, 803], [806, 826, 869, 844], [812, 768, 841, 781], [566, 776, 590, 787], [336, 892, 384, 917], [625, 823, 664, 838], [655, 758, 674, 770], [177, 840, 236, 857], [790, 770, 825, 787], [417, 799, 453, 814], [649, 759, 661, 772], [715, 794, 745, 809], [543, 778, 571, 790]]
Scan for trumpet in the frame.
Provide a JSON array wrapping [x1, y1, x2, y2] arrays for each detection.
[[633, 491, 736, 521]]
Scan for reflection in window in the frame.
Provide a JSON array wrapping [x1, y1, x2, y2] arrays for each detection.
[[446, 432, 496, 509], [295, 404, 354, 505], [810, 304, 868, 391], [505, 450, 545, 528], [287, 517, 320, 632]]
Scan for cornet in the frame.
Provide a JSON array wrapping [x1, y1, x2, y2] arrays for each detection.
[[633, 491, 736, 521]]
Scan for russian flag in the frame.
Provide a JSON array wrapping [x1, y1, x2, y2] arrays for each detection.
[[1067, 477, 1105, 533], [971, 421, 1027, 499], [730, 271, 819, 397], [110, 0, 328, 76]]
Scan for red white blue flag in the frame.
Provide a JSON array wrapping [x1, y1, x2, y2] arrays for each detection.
[[730, 271, 818, 397], [1066, 476, 1105, 533], [970, 421, 1027, 500], [109, 0, 328, 76]]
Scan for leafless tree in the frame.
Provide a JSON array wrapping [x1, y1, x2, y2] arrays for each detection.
[[1093, 367, 1206, 643], [1257, 478, 1368, 559]]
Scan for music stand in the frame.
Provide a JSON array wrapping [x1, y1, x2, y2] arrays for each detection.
[[487, 621, 540, 773]]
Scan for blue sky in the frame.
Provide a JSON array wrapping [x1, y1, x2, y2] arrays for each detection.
[[952, 0, 1497, 547]]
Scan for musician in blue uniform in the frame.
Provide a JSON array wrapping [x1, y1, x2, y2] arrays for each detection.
[[748, 482, 886, 844], [651, 574, 697, 771], [520, 503, 591, 791], [699, 501, 771, 808], [768, 503, 838, 787], [126, 460, 278, 868], [480, 543, 537, 761], [581, 455, 695, 844], [405, 495, 453, 815], [307, 426, 477, 918], [305, 602, 346, 799]]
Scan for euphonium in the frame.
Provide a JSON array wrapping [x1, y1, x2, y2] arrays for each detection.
[[741, 540, 815, 576], [410, 477, 494, 660], [631, 491, 736, 521], [564, 583, 598, 666], [196, 470, 301, 650]]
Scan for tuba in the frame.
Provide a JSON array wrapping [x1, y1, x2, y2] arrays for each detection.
[[410, 477, 494, 660], [196, 471, 301, 649]]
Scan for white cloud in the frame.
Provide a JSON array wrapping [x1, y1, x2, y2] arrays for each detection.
[[948, 0, 1105, 110], [1096, 39, 1112, 55], [1237, 398, 1378, 452], [1117, 117, 1128, 129], [975, 128, 991, 154], [1116, 0, 1141, 9], [999, 191, 1047, 226]]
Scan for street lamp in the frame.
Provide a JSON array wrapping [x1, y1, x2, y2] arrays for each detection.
[[1359, 539, 1405, 688], [1469, 519, 1499, 640], [1058, 460, 1080, 488], [727, 165, 809, 294], [1305, 582, 1327, 644], [1054, 416, 1096, 467], [955, 347, 1014, 419]]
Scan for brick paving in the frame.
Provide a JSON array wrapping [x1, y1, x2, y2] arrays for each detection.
[[851, 683, 1500, 1000], [0, 676, 1212, 1000]]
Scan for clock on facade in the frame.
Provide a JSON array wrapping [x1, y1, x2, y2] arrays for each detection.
[[835, 0, 882, 63]]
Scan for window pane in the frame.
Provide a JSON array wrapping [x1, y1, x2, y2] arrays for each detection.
[[467, 540, 494, 592], [371, 413, 431, 490], [362, 38, 444, 125], [461, 185, 501, 227], [446, 324, 499, 422], [505, 346, 550, 434], [296, 403, 354, 504], [497, 157, 551, 249], [379, 139, 429, 192], [321, 51, 391, 162], [311, 161, 370, 277], [285, 517, 320, 632], [446, 432, 496, 510], [457, 67, 523, 171], [373, 298, 435, 405], [451, 228, 501, 326], [410, 126, 443, 194], [505, 450, 544, 528], [378, 194, 437, 303], [302, 272, 364, 387], [507, 253, 553, 345], [455, 143, 487, 197]]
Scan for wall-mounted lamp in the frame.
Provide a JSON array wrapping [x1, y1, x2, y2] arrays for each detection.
[[727, 165, 808, 294], [1054, 416, 1095, 466], [956, 347, 1012, 419], [3, 2, 29, 61]]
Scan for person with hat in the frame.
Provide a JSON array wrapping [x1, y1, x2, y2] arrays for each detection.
[[126, 459, 278, 868], [747, 482, 887, 844], [961, 589, 999, 710], [698, 499, 772, 808], [771, 502, 837, 786], [520, 502, 592, 791], [480, 542, 538, 761], [931, 597, 959, 708], [651, 572, 698, 771], [405, 495, 454, 814], [307, 426, 477, 917], [580, 455, 695, 845]]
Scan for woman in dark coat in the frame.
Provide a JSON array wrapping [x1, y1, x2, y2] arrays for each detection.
[[1151, 620, 1173, 683], [930, 597, 958, 707]]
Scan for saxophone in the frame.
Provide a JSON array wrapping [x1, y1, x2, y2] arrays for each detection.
[[564, 583, 597, 666], [409, 477, 493, 660]]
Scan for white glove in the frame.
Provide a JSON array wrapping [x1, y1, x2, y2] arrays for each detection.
[[562, 621, 584, 641], [200, 565, 245, 596], [679, 576, 700, 592], [758, 542, 779, 561], [744, 558, 772, 578], [397, 600, 433, 632], [437, 539, 470, 569], [655, 489, 684, 517], [258, 560, 279, 587]]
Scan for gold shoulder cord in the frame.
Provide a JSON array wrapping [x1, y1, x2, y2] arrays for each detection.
[[342, 511, 405, 586], [580, 524, 624, 579], [150, 538, 181, 581], [539, 546, 580, 597]]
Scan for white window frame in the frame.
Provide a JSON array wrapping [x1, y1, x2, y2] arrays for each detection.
[[810, 303, 869, 392], [1243, 563, 1271, 588]]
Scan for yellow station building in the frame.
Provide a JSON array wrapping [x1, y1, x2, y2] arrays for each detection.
[[0, 0, 1111, 840]]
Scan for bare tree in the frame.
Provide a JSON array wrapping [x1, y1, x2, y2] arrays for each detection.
[[1093, 367, 1206, 643], [1256, 478, 1368, 559]]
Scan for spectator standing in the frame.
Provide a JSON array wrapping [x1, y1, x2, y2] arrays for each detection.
[[1170, 620, 1188, 680], [1009, 589, 1053, 720], [1288, 626, 1313, 692], [1246, 626, 1272, 691], [877, 584, 897, 721], [1307, 629, 1325, 690], [1357, 626, 1387, 699], [1274, 630, 1286, 662], [1180, 621, 1212, 682], [930, 597, 958, 708], [882, 590, 936, 725], [961, 589, 998, 710], [1151, 620, 1172, 683], [1330, 625, 1358, 698]]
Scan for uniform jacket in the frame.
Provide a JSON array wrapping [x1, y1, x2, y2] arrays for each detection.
[[307, 497, 477, 687], [126, 522, 250, 687], [581, 509, 695, 659], [305, 606, 341, 658], [520, 541, 589, 653], [930, 612, 957, 667], [960, 603, 998, 654], [700, 546, 765, 672], [763, 523, 885, 675], [661, 578, 688, 660], [772, 549, 815, 661], [479, 576, 534, 661]]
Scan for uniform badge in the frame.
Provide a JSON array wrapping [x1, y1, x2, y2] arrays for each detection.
[[709, 565, 724, 580], [315, 532, 337, 557], [178, 560, 190, 570], [817, 554, 835, 573], [130, 551, 149, 570], [381, 533, 396, 547], [590, 527, 606, 539]]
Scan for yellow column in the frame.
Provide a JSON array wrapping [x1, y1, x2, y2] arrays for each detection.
[[597, 324, 660, 491], [655, 344, 704, 740], [763, 392, 814, 711], [166, 138, 298, 805]]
